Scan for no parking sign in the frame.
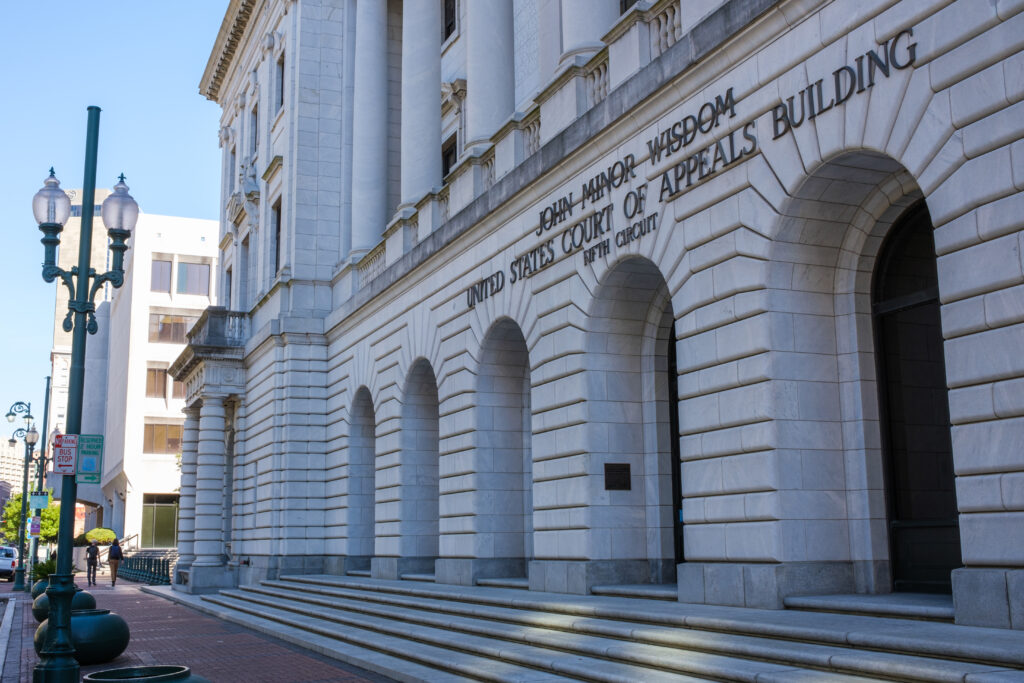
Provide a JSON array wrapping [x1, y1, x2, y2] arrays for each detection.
[[53, 434, 78, 474]]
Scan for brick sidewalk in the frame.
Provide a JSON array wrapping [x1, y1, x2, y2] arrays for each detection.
[[0, 573, 394, 682]]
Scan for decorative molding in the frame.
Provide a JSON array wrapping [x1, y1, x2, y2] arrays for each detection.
[[200, 0, 258, 102], [261, 155, 284, 182]]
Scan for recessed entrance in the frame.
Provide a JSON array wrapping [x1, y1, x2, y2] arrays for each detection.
[[873, 203, 962, 593]]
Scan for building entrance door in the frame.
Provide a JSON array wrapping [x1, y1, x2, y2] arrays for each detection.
[[667, 320, 684, 564], [873, 204, 962, 593]]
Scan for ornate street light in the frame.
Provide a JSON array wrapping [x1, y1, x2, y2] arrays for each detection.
[[31, 106, 138, 683], [7, 402, 39, 591]]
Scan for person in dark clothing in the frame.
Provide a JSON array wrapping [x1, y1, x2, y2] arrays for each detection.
[[85, 540, 99, 586], [108, 538, 123, 586]]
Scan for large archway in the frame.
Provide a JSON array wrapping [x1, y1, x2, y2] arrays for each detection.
[[585, 256, 682, 584], [477, 318, 533, 576], [872, 203, 961, 592], [397, 359, 440, 571], [345, 387, 376, 569], [764, 149, 963, 598]]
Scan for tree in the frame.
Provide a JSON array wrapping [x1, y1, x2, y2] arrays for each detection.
[[2, 491, 60, 546]]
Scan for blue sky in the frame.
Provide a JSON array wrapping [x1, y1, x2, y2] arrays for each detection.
[[0, 3, 228, 436]]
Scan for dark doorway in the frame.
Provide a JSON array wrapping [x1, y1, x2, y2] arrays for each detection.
[[667, 319, 684, 564], [873, 203, 961, 593]]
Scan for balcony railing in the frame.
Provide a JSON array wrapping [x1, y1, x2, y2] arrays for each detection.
[[186, 306, 249, 348]]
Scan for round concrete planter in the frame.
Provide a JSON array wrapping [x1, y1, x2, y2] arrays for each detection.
[[83, 666, 210, 682], [34, 608, 130, 665], [31, 579, 49, 599], [32, 587, 96, 622]]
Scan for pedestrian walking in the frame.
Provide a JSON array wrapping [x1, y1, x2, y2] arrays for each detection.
[[108, 538, 123, 586], [85, 540, 99, 586]]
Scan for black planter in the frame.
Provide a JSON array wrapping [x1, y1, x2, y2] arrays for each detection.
[[31, 586, 95, 622], [83, 666, 210, 682], [34, 608, 130, 665], [31, 579, 49, 599]]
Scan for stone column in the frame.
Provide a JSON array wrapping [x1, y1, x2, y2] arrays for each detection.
[[350, 0, 389, 256], [175, 406, 200, 577], [192, 395, 227, 568], [559, 0, 619, 65], [537, 0, 561, 88], [465, 0, 515, 149], [400, 1, 442, 208]]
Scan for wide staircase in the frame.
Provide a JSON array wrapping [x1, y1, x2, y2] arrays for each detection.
[[152, 575, 1024, 682]]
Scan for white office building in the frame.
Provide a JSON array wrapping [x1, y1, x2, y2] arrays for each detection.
[[173, 0, 1024, 643]]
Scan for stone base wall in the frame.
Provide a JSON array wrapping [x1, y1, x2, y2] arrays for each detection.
[[953, 568, 1024, 630], [434, 558, 528, 586], [678, 562, 855, 610]]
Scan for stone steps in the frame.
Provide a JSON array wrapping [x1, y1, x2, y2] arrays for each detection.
[[168, 575, 1024, 682], [784, 593, 956, 623]]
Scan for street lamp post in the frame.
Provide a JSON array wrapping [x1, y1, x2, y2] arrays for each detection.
[[31, 106, 138, 683], [7, 401, 40, 591], [27, 378, 53, 591]]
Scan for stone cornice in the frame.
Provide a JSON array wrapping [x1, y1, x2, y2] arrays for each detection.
[[200, 0, 259, 103]]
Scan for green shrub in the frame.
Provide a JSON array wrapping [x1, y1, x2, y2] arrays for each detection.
[[73, 533, 89, 547], [31, 557, 56, 582], [85, 528, 117, 545]]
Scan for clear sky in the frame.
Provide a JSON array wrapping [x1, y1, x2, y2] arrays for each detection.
[[0, 3, 229, 439]]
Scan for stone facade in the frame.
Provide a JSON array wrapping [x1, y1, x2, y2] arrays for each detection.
[[175, 0, 1024, 630]]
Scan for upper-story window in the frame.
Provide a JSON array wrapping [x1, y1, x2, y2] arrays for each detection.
[[275, 54, 285, 112], [442, 135, 458, 177], [272, 198, 282, 274], [176, 262, 210, 296], [444, 0, 457, 41], [146, 368, 167, 398], [224, 267, 233, 309], [148, 314, 199, 344], [151, 260, 172, 292], [69, 205, 103, 217], [228, 145, 237, 194], [619, 0, 636, 12], [143, 422, 183, 454], [250, 103, 259, 156]]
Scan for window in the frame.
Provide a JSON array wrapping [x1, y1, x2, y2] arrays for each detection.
[[276, 54, 285, 111], [228, 146, 236, 194], [225, 267, 233, 308], [442, 135, 458, 177], [172, 379, 186, 399], [69, 204, 103, 217], [176, 262, 210, 296], [444, 0, 457, 40], [151, 260, 171, 292], [142, 494, 179, 548], [148, 314, 198, 344], [272, 198, 282, 273], [619, 0, 635, 12], [146, 369, 167, 398], [143, 423, 183, 454], [250, 103, 259, 155]]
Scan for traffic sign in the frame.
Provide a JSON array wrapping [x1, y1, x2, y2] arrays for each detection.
[[30, 516, 40, 537], [29, 492, 48, 509], [53, 434, 78, 475], [76, 435, 104, 484]]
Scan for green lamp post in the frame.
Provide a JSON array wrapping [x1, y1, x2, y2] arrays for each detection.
[[31, 106, 138, 683], [7, 403, 39, 591]]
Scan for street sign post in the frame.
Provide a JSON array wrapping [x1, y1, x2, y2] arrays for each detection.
[[76, 435, 103, 484], [53, 434, 78, 475]]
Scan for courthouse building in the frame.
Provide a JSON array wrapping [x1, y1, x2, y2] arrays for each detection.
[[173, 0, 1024, 631]]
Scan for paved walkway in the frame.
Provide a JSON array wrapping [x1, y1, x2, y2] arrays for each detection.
[[0, 570, 395, 682]]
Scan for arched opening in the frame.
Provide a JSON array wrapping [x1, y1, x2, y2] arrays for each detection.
[[347, 387, 376, 564], [587, 256, 682, 583], [400, 359, 440, 566], [477, 318, 533, 574], [872, 203, 962, 593]]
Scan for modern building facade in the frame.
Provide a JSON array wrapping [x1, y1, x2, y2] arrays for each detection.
[[174, 0, 1024, 631], [49, 191, 218, 545]]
